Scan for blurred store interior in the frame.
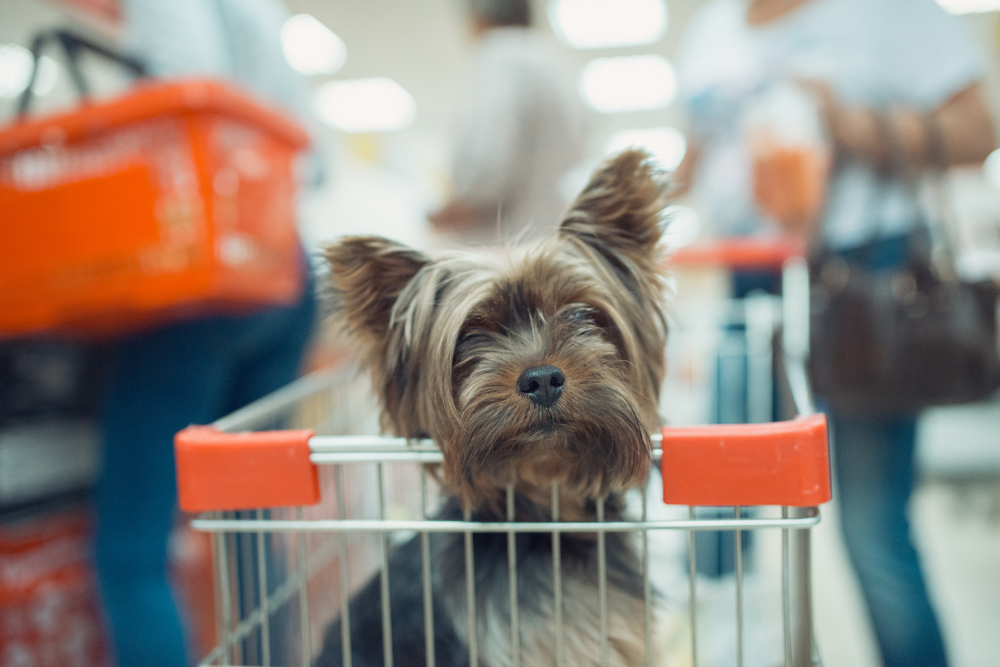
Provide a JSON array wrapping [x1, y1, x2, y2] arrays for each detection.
[[2, 1, 1000, 666]]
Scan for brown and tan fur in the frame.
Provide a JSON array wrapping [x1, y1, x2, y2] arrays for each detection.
[[317, 150, 670, 667]]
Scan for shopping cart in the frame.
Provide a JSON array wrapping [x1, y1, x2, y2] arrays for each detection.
[[174, 240, 831, 667]]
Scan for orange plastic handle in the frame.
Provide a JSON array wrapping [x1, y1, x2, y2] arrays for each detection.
[[174, 426, 319, 512], [660, 414, 831, 507], [666, 237, 806, 271]]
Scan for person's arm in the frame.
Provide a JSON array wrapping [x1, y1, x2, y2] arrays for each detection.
[[814, 82, 996, 170]]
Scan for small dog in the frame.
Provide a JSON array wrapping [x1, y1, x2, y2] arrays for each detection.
[[316, 150, 670, 667]]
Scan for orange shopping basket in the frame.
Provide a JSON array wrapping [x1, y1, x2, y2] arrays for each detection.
[[0, 56, 310, 337]]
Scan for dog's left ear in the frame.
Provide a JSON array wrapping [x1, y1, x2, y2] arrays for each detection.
[[324, 236, 430, 340], [559, 149, 667, 265]]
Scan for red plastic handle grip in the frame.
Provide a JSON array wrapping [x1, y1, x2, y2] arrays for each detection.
[[661, 414, 831, 507], [174, 426, 319, 512], [666, 237, 806, 271]]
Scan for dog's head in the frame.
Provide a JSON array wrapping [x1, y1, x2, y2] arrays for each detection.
[[326, 150, 669, 510]]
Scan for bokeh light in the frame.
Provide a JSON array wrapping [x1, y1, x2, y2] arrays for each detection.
[[935, 0, 1000, 13], [606, 127, 687, 170], [315, 77, 417, 133], [580, 55, 677, 113], [549, 0, 667, 49], [281, 14, 347, 76]]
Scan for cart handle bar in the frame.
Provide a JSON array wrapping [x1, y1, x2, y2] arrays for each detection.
[[174, 414, 830, 512], [665, 237, 806, 270]]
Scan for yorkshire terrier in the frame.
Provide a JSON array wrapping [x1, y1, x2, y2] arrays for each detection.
[[316, 150, 670, 667]]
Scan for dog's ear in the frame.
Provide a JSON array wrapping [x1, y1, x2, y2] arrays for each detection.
[[324, 236, 430, 340], [559, 149, 667, 263]]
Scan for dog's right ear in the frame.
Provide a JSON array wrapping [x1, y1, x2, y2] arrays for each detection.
[[324, 236, 430, 339]]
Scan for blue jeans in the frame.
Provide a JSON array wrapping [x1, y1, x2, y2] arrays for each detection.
[[829, 413, 948, 667], [93, 275, 316, 667]]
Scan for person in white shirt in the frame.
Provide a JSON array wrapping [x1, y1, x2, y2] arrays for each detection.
[[429, 0, 587, 247], [675, 1, 996, 665]]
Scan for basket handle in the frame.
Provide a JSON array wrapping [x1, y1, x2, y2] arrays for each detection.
[[17, 29, 148, 117], [660, 413, 831, 507], [174, 426, 319, 512]]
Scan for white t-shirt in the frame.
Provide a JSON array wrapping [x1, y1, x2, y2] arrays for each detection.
[[449, 27, 587, 245], [678, 0, 984, 249], [122, 0, 312, 119]]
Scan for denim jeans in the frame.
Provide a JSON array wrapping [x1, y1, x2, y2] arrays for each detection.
[[93, 273, 316, 667], [828, 412, 948, 667]]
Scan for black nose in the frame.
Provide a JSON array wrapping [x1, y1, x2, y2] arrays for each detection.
[[517, 365, 565, 408]]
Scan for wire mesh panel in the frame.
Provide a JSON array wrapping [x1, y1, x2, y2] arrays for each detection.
[[177, 256, 828, 667]]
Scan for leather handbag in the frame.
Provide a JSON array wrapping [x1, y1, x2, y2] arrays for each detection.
[[808, 229, 1000, 415], [809, 109, 1000, 415]]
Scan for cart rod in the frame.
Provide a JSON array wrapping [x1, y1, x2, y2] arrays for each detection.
[[308, 443, 668, 464], [191, 511, 820, 534]]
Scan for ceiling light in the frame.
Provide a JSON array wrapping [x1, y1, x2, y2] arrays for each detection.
[[0, 46, 61, 99], [580, 55, 676, 113], [935, 0, 1000, 12], [549, 0, 667, 49], [281, 14, 347, 76], [315, 77, 416, 133], [606, 127, 686, 170], [0, 44, 34, 98]]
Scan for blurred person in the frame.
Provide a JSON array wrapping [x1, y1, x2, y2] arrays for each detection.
[[94, 1, 318, 665], [428, 0, 587, 246], [675, 0, 996, 665]]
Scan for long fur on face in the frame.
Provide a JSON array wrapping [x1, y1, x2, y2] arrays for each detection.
[[325, 149, 669, 514]]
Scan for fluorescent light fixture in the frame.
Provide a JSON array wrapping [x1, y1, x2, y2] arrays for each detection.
[[606, 127, 686, 170], [935, 0, 1000, 12], [549, 0, 667, 49], [315, 77, 417, 133], [580, 55, 676, 113], [281, 14, 347, 76], [0, 44, 33, 98]]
